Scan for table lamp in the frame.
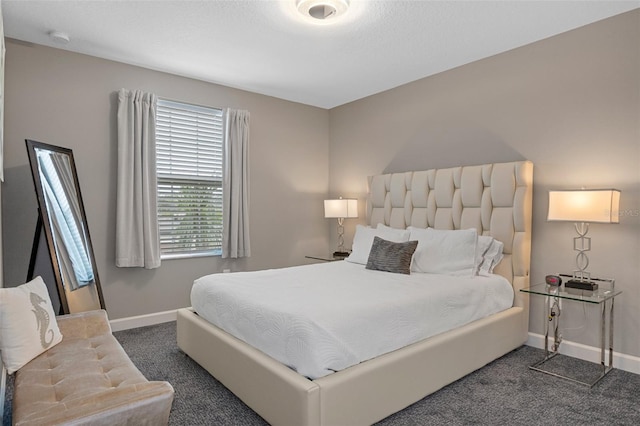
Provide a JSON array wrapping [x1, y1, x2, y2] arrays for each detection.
[[324, 197, 358, 257], [547, 189, 620, 290]]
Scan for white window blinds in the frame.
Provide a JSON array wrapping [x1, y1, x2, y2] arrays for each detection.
[[156, 99, 224, 258]]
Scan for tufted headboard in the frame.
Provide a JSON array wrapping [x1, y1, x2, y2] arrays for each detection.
[[367, 161, 533, 311]]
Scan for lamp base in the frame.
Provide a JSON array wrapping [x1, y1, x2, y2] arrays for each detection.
[[565, 280, 598, 291], [333, 251, 350, 258]]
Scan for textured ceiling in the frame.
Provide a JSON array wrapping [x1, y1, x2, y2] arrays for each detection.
[[3, 0, 638, 108]]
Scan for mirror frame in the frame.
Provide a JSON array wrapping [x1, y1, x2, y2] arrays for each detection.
[[25, 139, 105, 314]]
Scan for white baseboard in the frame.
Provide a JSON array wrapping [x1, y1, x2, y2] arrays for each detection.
[[526, 332, 640, 375], [109, 309, 178, 332]]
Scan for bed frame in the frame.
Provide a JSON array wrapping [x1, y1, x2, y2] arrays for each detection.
[[177, 160, 533, 426]]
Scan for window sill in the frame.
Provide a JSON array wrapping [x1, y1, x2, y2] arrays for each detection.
[[160, 250, 222, 261]]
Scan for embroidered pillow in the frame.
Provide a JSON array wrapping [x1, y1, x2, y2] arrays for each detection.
[[366, 237, 418, 275], [0, 276, 63, 374]]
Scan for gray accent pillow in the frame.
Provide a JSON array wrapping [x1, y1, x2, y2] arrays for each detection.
[[366, 236, 418, 275]]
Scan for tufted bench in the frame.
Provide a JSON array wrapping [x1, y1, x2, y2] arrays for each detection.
[[12, 310, 174, 425]]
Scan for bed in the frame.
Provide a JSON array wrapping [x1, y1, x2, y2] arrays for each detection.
[[177, 160, 533, 426]]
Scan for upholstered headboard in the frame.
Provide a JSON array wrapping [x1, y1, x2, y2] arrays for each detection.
[[367, 161, 533, 310]]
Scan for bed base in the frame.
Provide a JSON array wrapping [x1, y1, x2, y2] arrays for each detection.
[[177, 306, 527, 426]]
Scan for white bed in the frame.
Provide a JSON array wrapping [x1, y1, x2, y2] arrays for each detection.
[[191, 261, 514, 380], [177, 160, 533, 426]]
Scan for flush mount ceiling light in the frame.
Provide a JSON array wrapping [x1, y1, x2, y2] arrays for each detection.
[[296, 0, 350, 22], [48, 31, 70, 45]]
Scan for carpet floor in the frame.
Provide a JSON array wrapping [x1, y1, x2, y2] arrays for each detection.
[[4, 321, 640, 425]]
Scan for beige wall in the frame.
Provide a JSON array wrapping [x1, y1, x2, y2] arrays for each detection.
[[329, 10, 640, 357], [2, 41, 330, 319]]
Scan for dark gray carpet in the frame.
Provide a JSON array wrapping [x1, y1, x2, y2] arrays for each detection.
[[4, 321, 640, 425]]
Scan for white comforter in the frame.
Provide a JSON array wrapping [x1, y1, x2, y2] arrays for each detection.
[[191, 261, 514, 379]]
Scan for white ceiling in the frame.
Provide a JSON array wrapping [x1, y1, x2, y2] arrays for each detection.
[[2, 0, 638, 109]]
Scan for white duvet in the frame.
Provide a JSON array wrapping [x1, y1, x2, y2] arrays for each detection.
[[191, 261, 514, 379]]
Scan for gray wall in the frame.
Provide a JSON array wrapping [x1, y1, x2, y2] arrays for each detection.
[[329, 10, 640, 358], [2, 40, 331, 319]]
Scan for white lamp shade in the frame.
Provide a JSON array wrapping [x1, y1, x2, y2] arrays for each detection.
[[548, 189, 620, 223], [324, 198, 358, 218]]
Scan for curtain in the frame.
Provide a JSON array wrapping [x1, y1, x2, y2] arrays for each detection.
[[222, 109, 251, 258], [116, 89, 160, 268]]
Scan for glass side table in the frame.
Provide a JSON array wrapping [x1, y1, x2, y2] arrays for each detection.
[[305, 253, 349, 262], [520, 278, 621, 387]]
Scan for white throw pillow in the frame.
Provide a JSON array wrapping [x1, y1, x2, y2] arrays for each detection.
[[476, 235, 493, 264], [409, 227, 478, 277], [0, 276, 63, 374], [346, 224, 410, 265], [478, 239, 504, 276], [475, 235, 495, 274]]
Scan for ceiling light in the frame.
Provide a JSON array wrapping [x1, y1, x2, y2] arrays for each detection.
[[49, 31, 70, 45], [297, 0, 350, 22]]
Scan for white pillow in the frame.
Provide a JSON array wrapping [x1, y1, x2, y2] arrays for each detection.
[[346, 224, 410, 265], [476, 235, 493, 264], [0, 276, 63, 374], [376, 223, 402, 232], [409, 227, 478, 277], [475, 235, 496, 274], [478, 239, 504, 276]]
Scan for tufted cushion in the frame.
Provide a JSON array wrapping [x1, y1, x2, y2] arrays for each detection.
[[12, 310, 174, 426]]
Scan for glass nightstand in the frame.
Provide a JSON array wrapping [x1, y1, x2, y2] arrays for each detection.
[[305, 253, 349, 262], [520, 278, 621, 387]]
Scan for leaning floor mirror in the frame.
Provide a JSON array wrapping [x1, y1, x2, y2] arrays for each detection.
[[26, 139, 105, 314]]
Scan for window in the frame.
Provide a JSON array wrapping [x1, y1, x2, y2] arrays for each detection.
[[156, 99, 224, 258]]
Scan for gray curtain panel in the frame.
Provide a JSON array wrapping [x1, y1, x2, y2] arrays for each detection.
[[222, 108, 251, 258], [115, 89, 161, 269]]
